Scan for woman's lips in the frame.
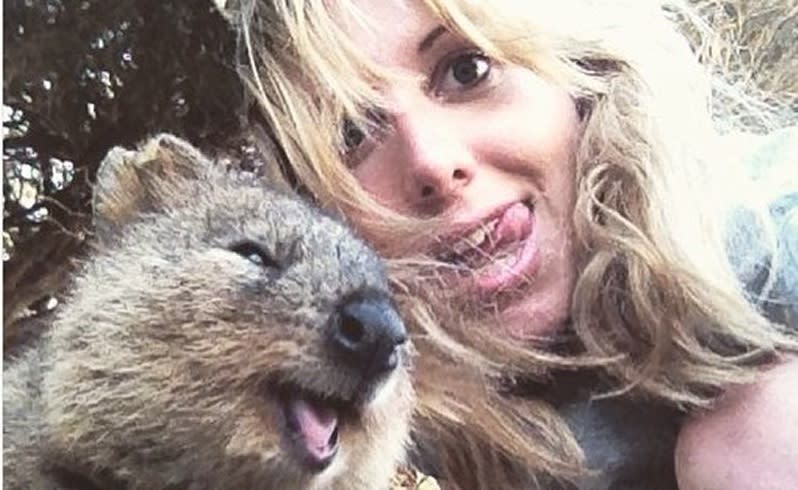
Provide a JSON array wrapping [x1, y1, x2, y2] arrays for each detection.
[[472, 202, 538, 294], [436, 201, 538, 296]]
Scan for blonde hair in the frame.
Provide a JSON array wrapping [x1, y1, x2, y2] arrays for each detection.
[[228, 0, 797, 485]]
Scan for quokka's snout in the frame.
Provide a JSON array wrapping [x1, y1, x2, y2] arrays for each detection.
[[330, 291, 408, 381], [274, 288, 410, 473]]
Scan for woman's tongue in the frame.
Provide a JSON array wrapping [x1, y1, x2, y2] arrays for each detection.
[[473, 202, 535, 289]]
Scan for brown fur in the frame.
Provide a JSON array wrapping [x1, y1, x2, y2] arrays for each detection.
[[2, 134, 414, 490]]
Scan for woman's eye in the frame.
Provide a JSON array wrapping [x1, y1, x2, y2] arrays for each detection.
[[228, 240, 281, 269], [437, 51, 492, 94], [342, 118, 366, 152], [340, 109, 390, 162]]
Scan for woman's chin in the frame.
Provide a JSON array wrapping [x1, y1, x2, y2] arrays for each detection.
[[498, 293, 570, 341]]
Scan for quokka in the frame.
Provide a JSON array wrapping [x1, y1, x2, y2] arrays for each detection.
[[3, 134, 414, 490]]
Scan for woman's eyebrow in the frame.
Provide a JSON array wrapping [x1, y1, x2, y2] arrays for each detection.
[[418, 25, 447, 53]]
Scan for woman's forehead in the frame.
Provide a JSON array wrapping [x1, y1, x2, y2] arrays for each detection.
[[335, 0, 443, 68]]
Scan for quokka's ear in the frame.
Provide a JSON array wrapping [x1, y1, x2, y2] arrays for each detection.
[[93, 133, 212, 237]]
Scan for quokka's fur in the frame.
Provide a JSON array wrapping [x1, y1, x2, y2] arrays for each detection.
[[3, 134, 414, 490]]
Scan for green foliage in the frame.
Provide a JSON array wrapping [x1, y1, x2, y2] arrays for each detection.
[[3, 0, 248, 342]]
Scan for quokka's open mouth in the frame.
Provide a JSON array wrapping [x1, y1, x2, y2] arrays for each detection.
[[263, 292, 408, 472], [273, 383, 358, 472]]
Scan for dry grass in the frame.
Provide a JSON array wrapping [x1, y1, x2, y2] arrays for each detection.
[[683, 0, 797, 99], [390, 467, 443, 490]]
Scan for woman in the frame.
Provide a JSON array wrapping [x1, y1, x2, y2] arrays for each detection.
[[226, 0, 798, 488]]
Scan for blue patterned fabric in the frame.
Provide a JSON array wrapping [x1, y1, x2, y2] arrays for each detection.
[[728, 126, 798, 327]]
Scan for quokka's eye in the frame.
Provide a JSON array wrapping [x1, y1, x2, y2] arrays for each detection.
[[228, 240, 281, 269]]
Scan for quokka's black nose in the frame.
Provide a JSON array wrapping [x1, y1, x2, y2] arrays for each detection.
[[330, 292, 407, 379]]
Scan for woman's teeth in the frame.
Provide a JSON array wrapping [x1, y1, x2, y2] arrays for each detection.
[[438, 201, 534, 265], [449, 218, 499, 256]]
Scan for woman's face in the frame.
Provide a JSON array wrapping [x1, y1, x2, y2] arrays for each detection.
[[339, 0, 580, 338]]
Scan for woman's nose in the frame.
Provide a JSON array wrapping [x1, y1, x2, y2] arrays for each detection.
[[390, 108, 475, 215]]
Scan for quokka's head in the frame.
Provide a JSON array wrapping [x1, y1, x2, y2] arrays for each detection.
[[45, 134, 414, 489]]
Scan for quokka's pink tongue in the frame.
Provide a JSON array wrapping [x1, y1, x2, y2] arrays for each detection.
[[288, 398, 339, 462]]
